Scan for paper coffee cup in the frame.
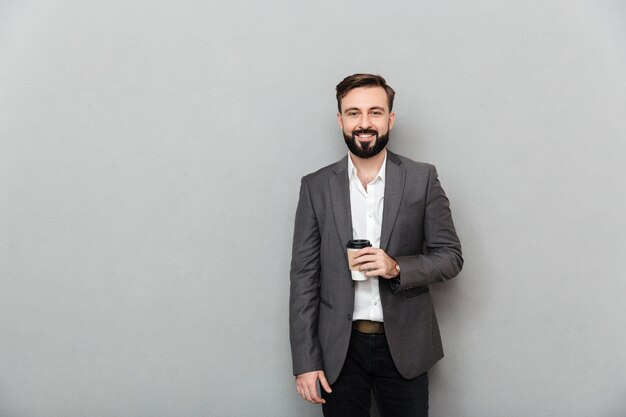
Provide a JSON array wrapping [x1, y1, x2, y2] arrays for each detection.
[[346, 239, 371, 281]]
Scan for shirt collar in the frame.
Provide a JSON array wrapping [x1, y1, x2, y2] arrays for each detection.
[[347, 150, 387, 184]]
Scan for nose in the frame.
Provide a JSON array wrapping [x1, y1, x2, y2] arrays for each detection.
[[357, 114, 372, 130]]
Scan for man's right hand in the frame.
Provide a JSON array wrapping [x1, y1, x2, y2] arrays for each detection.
[[295, 370, 332, 404]]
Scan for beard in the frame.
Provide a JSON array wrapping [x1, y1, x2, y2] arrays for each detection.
[[343, 128, 390, 159]]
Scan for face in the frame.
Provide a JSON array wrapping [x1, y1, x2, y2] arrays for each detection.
[[337, 86, 395, 159]]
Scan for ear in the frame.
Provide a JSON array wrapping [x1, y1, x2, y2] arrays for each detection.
[[337, 112, 343, 129], [388, 112, 395, 130]]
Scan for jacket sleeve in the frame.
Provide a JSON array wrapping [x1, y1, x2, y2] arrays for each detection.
[[289, 178, 323, 375], [392, 165, 463, 292]]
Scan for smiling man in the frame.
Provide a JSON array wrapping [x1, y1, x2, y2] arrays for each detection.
[[340, 85, 393, 159], [289, 74, 463, 417]]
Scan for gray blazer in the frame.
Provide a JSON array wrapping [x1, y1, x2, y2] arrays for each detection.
[[289, 150, 463, 384]]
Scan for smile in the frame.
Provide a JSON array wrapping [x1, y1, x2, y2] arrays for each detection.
[[353, 130, 378, 141]]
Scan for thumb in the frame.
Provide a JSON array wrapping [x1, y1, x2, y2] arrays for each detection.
[[318, 371, 332, 394]]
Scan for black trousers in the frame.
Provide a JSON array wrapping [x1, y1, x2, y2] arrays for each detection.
[[322, 329, 429, 417]]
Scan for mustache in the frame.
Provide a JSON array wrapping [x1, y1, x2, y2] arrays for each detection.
[[352, 129, 378, 137]]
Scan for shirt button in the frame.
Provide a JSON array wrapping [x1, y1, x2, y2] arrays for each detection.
[[373, 301, 378, 306]]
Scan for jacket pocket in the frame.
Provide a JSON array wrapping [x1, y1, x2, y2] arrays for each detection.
[[403, 286, 429, 299]]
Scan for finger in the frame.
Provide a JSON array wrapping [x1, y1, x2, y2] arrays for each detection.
[[356, 247, 378, 256], [359, 261, 381, 272], [363, 262, 386, 276], [299, 381, 311, 402], [296, 378, 310, 401], [303, 387, 323, 404], [319, 372, 333, 394], [299, 378, 312, 402], [365, 268, 385, 277], [352, 257, 369, 266], [304, 389, 314, 403], [305, 379, 325, 404], [353, 254, 379, 265]]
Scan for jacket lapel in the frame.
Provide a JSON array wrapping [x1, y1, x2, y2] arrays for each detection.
[[329, 156, 352, 253], [380, 151, 405, 252]]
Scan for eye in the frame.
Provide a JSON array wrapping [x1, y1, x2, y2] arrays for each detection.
[[347, 111, 358, 117], [371, 111, 383, 116]]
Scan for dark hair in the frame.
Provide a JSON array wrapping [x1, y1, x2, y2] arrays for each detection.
[[335, 74, 395, 113]]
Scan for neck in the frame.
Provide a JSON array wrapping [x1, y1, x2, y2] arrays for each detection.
[[349, 148, 386, 179]]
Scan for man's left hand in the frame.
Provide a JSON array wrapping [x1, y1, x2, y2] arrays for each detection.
[[352, 247, 399, 279]]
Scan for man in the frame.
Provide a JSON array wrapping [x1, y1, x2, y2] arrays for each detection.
[[289, 74, 463, 417]]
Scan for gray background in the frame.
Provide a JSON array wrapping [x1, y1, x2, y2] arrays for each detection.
[[1, 0, 625, 416]]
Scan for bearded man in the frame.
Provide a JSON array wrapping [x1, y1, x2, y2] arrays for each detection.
[[289, 74, 463, 417]]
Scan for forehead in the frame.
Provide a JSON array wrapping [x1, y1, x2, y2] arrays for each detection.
[[341, 86, 388, 112]]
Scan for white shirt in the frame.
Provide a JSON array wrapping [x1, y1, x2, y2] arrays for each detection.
[[348, 152, 386, 322]]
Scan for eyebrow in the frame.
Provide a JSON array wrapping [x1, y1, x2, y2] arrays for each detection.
[[343, 106, 386, 113]]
